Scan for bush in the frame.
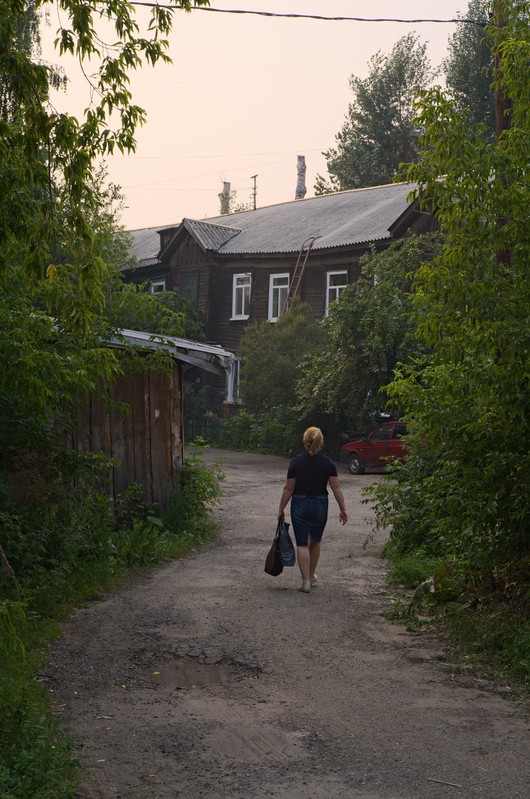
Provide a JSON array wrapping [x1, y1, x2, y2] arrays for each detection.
[[219, 409, 302, 457], [163, 449, 224, 538]]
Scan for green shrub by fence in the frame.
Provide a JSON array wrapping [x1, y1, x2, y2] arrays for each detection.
[[185, 411, 302, 457]]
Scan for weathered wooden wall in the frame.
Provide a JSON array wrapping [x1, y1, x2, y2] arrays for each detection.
[[72, 364, 183, 510], [166, 239, 402, 355]]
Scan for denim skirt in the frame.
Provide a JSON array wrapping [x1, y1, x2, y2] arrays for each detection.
[[290, 495, 329, 546]]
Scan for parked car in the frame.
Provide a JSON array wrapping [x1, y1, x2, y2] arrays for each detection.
[[339, 421, 408, 475]]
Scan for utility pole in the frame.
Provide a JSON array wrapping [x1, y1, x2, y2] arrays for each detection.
[[250, 175, 258, 210]]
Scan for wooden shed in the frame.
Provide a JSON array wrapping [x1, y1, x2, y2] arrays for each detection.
[[71, 330, 234, 509]]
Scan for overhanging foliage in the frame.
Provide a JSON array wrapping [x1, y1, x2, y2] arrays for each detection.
[[370, 1, 530, 582]]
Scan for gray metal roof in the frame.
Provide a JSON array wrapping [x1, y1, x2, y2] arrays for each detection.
[[204, 183, 415, 255], [128, 182, 416, 261], [127, 226, 167, 261], [108, 329, 235, 376], [183, 218, 241, 250]]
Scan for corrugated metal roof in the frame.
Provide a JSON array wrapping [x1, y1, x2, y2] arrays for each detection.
[[128, 182, 416, 261], [127, 226, 166, 261], [128, 256, 160, 270], [205, 183, 415, 255], [108, 329, 235, 376], [183, 218, 241, 250]]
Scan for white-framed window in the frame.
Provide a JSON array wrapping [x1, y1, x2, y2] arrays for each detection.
[[268, 273, 289, 321], [150, 278, 167, 294], [231, 273, 251, 319], [325, 271, 348, 315], [226, 358, 241, 403]]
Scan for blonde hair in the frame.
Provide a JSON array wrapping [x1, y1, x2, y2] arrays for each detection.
[[303, 426, 323, 455]]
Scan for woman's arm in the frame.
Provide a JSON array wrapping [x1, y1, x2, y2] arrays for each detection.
[[278, 477, 296, 520], [329, 475, 348, 524]]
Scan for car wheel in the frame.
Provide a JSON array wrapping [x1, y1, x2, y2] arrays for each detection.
[[348, 453, 365, 475]]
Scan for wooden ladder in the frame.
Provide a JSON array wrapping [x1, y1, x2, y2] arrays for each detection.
[[285, 235, 321, 312]]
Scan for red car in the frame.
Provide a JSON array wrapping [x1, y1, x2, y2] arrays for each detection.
[[340, 421, 408, 475]]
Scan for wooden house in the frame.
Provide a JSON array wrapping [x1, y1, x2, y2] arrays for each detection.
[[123, 182, 436, 409]]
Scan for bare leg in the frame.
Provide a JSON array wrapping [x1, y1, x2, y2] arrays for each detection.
[[309, 539, 321, 579], [297, 546, 310, 582]]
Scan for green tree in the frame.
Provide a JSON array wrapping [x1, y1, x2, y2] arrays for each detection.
[[239, 299, 324, 415], [0, 0, 66, 121], [371, 2, 530, 579], [0, 0, 210, 392], [315, 34, 435, 193], [443, 0, 495, 138], [84, 168, 204, 340], [296, 235, 442, 437], [1, 0, 209, 323], [106, 281, 205, 341]]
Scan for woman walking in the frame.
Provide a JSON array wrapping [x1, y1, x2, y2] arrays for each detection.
[[277, 427, 348, 593]]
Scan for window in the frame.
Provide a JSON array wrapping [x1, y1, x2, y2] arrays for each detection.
[[150, 278, 167, 294], [268, 273, 289, 321], [180, 272, 199, 307], [393, 424, 407, 439], [325, 271, 348, 315], [371, 426, 393, 441], [226, 358, 241, 403], [231, 273, 251, 319]]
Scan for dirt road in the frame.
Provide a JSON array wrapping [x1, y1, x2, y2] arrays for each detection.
[[48, 449, 529, 799]]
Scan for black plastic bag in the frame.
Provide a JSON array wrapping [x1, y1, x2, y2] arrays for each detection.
[[264, 532, 283, 576], [277, 520, 296, 567], [265, 521, 296, 576]]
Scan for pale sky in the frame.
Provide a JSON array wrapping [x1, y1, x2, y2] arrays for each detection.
[[45, 1, 473, 230]]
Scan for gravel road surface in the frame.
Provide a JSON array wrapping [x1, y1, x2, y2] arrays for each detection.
[[48, 449, 530, 799]]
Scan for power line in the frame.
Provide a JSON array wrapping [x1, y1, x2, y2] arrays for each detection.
[[110, 148, 325, 161], [128, 3, 487, 27]]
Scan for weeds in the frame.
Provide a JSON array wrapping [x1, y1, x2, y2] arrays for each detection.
[[382, 542, 441, 588], [382, 544, 530, 691], [439, 600, 530, 687]]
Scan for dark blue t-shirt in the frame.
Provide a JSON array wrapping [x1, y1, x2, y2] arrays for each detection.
[[287, 450, 337, 496]]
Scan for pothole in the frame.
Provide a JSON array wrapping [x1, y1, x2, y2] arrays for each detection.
[[153, 660, 233, 690], [150, 651, 262, 690]]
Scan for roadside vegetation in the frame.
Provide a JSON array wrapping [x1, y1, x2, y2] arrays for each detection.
[[365, 2, 530, 688]]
